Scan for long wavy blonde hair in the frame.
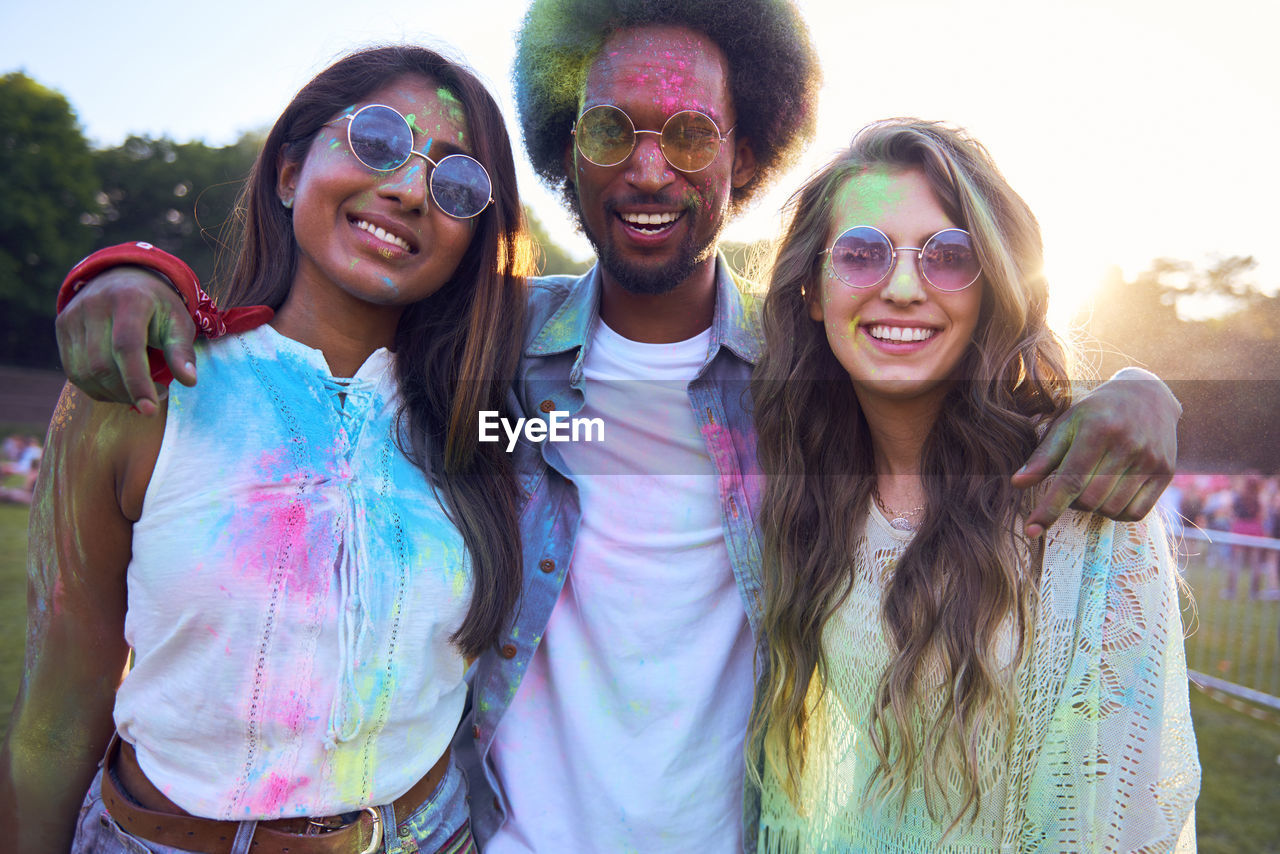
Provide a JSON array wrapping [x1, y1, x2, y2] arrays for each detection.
[[748, 119, 1072, 829]]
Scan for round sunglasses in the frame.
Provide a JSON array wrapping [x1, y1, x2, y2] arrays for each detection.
[[572, 104, 735, 173], [822, 226, 982, 292], [328, 104, 493, 219]]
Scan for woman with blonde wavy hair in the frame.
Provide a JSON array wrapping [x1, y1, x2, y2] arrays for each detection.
[[748, 119, 1199, 852]]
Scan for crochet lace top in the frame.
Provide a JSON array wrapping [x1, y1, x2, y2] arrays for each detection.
[[758, 504, 1199, 853]]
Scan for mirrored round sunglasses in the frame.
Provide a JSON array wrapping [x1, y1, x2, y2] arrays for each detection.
[[330, 103, 493, 219], [822, 226, 982, 291]]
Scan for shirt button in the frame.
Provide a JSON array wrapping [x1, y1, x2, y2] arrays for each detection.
[[539, 558, 555, 574], [539, 399, 555, 413], [472, 724, 481, 739], [501, 643, 517, 659]]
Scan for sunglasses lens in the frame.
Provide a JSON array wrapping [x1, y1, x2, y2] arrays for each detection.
[[830, 227, 893, 287], [575, 105, 635, 167], [348, 105, 413, 170], [921, 229, 980, 291], [661, 111, 722, 171], [431, 154, 492, 218]]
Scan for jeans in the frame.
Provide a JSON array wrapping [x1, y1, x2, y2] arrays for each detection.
[[71, 753, 473, 854]]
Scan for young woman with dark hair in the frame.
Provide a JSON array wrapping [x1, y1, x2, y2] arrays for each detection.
[[1, 45, 530, 854], [749, 119, 1199, 852]]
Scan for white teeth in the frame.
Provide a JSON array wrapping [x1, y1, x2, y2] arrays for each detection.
[[620, 211, 681, 227], [867, 325, 936, 342], [354, 219, 412, 252]]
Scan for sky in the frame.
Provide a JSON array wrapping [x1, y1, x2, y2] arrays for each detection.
[[4, 0, 1277, 330]]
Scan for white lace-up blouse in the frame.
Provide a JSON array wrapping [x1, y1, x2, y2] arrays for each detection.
[[758, 503, 1199, 853], [114, 325, 471, 819]]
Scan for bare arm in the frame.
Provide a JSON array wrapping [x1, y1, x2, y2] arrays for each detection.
[[0, 384, 161, 854], [55, 266, 198, 413], [1013, 367, 1180, 537]]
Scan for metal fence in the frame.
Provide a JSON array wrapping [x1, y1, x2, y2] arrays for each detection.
[[1176, 525, 1280, 712]]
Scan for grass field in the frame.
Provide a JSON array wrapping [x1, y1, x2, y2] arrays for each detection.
[[1, 505, 1277, 850], [1181, 547, 1280, 700]]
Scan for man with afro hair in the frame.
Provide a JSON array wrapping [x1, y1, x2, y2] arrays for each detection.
[[462, 2, 823, 851]]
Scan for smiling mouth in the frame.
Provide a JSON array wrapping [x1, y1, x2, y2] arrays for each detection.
[[351, 218, 416, 254], [617, 211, 684, 234], [865, 324, 938, 343]]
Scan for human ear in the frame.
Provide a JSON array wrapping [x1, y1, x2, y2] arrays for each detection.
[[730, 136, 757, 189], [277, 152, 300, 209], [806, 280, 825, 322]]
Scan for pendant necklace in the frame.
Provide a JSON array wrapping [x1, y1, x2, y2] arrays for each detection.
[[872, 482, 926, 532]]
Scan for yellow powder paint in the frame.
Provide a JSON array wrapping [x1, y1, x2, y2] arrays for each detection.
[[50, 386, 77, 434]]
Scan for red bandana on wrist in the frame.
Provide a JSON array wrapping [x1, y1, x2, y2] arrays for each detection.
[[59, 242, 274, 385]]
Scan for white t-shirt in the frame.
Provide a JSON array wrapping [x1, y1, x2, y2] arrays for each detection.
[[486, 320, 755, 852]]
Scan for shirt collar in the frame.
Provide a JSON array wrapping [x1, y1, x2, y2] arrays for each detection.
[[526, 255, 763, 366]]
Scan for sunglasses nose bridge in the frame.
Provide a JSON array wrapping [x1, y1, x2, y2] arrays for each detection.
[[880, 247, 928, 303], [623, 129, 677, 187], [375, 154, 431, 210]]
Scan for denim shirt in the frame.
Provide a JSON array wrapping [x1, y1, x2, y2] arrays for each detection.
[[455, 258, 767, 848]]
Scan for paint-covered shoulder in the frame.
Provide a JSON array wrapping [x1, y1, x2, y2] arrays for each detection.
[[524, 271, 593, 349]]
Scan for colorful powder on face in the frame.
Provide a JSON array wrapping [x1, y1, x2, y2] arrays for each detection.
[[436, 87, 463, 116], [834, 167, 907, 224]]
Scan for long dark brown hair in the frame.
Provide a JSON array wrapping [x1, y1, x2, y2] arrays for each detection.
[[216, 45, 531, 658], [749, 120, 1072, 827]]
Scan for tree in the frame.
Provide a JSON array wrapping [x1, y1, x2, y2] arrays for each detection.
[[1075, 256, 1280, 472], [524, 207, 591, 276], [90, 133, 260, 288], [0, 72, 99, 366]]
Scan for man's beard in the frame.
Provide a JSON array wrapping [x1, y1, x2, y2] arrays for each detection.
[[571, 192, 720, 295]]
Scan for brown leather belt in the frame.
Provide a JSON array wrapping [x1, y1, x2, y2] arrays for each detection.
[[100, 737, 451, 854]]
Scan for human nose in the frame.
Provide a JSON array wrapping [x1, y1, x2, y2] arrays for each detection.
[[623, 130, 676, 193], [376, 155, 429, 213], [880, 249, 927, 305]]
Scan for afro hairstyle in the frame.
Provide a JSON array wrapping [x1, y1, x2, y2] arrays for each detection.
[[513, 0, 821, 214]]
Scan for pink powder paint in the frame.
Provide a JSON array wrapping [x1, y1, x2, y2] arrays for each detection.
[[50, 575, 66, 617], [254, 771, 310, 815]]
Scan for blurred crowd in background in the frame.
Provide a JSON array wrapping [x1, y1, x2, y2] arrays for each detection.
[[1162, 473, 1280, 599]]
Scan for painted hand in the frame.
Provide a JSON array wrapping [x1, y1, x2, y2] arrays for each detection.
[[1012, 367, 1180, 536], [54, 266, 198, 414]]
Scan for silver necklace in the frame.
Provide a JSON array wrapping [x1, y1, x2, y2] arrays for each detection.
[[872, 483, 926, 532]]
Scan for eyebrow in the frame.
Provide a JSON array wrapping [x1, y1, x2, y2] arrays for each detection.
[[416, 137, 470, 159]]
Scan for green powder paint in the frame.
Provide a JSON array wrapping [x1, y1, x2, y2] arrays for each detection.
[[835, 167, 906, 223], [517, 0, 601, 110], [435, 87, 467, 129]]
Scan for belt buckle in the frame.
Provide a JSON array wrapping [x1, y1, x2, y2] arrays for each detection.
[[305, 806, 381, 853]]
